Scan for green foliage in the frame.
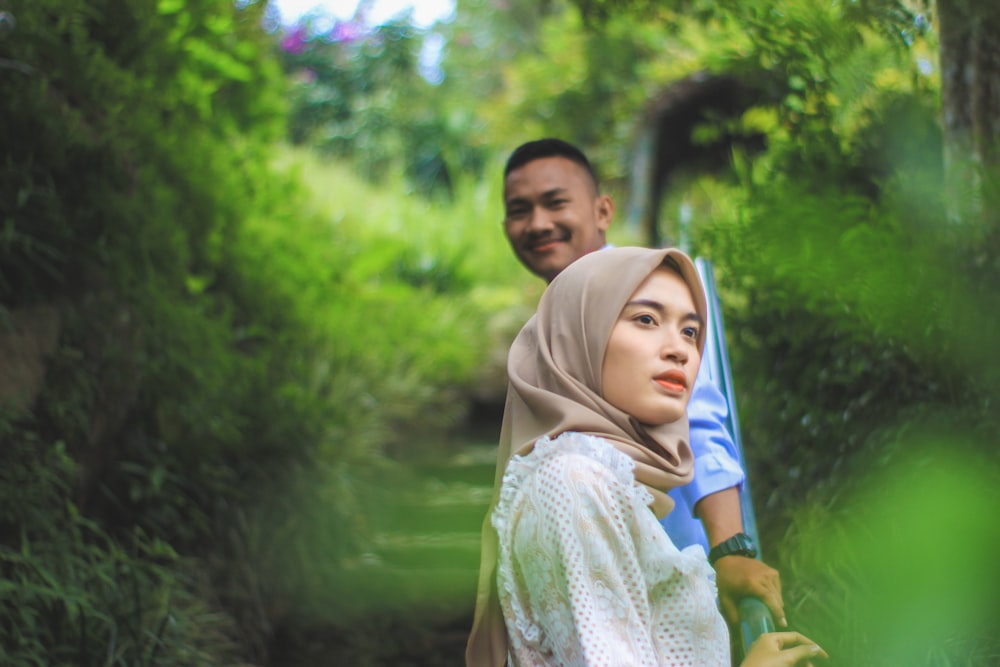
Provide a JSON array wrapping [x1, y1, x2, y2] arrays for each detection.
[[0, 0, 521, 653], [689, 39, 983, 504], [227, 151, 532, 638], [278, 16, 485, 196], [0, 0, 301, 660], [0, 0, 522, 662], [467, 0, 937, 184], [527, 1, 1000, 662], [0, 437, 242, 666], [652, 8, 1000, 662], [515, 12, 703, 176], [781, 425, 1000, 666]]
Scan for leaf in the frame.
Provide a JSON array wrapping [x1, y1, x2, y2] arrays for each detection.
[[157, 0, 185, 16]]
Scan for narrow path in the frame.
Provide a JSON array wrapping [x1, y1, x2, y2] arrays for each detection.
[[373, 441, 496, 607], [273, 438, 497, 666]]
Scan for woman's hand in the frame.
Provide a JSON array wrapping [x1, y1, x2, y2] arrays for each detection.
[[741, 632, 828, 667]]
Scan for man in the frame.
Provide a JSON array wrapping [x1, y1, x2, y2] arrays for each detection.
[[501, 137, 786, 628]]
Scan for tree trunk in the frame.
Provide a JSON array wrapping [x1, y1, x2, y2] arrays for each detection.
[[937, 0, 1000, 225]]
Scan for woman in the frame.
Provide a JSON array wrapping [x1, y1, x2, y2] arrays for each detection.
[[466, 247, 826, 667]]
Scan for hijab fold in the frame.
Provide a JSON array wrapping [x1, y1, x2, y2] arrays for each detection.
[[465, 247, 708, 667]]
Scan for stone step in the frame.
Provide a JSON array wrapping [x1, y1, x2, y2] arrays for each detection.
[[407, 445, 497, 487], [379, 481, 492, 534], [374, 532, 481, 571]]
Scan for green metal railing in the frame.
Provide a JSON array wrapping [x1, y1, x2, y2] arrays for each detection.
[[694, 258, 776, 657]]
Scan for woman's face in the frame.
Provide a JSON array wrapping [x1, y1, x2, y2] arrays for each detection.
[[601, 266, 702, 426]]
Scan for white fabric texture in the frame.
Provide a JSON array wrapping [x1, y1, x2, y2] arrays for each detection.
[[492, 432, 730, 667]]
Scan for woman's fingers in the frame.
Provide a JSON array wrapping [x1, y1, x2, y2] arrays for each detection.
[[782, 642, 828, 663], [748, 631, 828, 665]]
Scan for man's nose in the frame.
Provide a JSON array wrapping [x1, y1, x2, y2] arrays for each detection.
[[526, 207, 555, 232]]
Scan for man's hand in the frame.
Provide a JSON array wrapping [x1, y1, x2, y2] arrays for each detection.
[[696, 488, 786, 627], [714, 555, 785, 628]]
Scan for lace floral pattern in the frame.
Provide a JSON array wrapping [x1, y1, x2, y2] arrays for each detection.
[[492, 433, 730, 667]]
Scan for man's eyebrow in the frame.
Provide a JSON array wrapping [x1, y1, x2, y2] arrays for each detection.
[[505, 187, 568, 205], [624, 299, 703, 325]]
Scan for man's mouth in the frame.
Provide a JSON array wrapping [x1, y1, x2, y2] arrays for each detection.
[[524, 235, 569, 253], [654, 370, 687, 393]]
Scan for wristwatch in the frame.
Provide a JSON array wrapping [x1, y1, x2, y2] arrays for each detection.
[[708, 532, 758, 566]]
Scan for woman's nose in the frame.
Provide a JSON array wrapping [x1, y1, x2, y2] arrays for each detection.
[[661, 334, 689, 363]]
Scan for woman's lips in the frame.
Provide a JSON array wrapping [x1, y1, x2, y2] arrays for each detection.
[[654, 370, 687, 393]]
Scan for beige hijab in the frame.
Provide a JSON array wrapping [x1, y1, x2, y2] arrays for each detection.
[[466, 246, 709, 667]]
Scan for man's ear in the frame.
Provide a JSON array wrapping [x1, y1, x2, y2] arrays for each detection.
[[595, 194, 614, 232]]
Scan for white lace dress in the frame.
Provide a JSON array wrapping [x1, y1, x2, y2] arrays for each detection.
[[492, 432, 730, 667]]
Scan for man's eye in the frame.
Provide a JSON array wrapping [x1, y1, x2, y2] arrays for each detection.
[[547, 199, 568, 208]]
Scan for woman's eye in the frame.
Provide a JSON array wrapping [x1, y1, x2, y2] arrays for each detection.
[[682, 326, 699, 339], [635, 314, 656, 325]]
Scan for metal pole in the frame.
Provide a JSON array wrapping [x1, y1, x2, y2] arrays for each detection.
[[694, 258, 775, 656]]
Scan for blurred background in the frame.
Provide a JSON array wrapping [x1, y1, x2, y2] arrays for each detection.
[[1, 0, 998, 665]]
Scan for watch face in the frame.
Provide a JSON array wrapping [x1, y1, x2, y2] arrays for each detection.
[[737, 535, 757, 555]]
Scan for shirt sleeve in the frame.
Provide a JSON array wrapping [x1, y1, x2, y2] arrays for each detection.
[[677, 368, 745, 515]]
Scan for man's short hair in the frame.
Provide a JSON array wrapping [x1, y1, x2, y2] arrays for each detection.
[[503, 138, 600, 191]]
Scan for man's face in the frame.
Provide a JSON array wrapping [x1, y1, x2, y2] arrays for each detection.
[[503, 156, 613, 282]]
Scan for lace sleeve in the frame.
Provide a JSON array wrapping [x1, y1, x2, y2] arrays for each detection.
[[501, 448, 661, 665]]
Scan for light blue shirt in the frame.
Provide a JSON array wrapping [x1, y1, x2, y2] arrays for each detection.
[[659, 355, 745, 552]]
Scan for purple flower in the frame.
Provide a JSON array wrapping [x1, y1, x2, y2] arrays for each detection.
[[330, 20, 364, 44], [280, 25, 308, 54]]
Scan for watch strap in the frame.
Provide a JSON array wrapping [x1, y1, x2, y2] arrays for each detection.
[[708, 532, 758, 566]]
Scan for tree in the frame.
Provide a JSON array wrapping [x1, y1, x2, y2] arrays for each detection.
[[937, 0, 1000, 226], [570, 0, 1000, 221]]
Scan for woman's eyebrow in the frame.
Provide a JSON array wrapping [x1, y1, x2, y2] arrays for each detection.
[[625, 298, 664, 311]]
